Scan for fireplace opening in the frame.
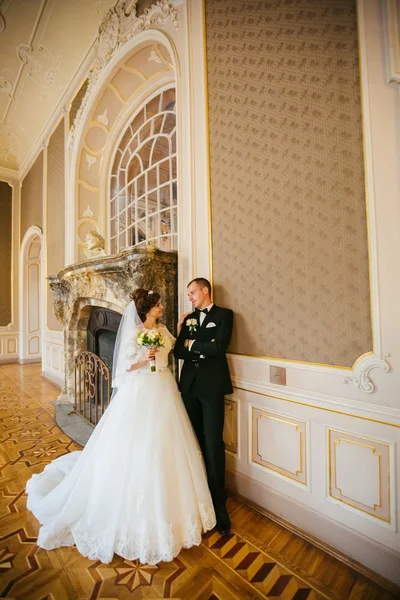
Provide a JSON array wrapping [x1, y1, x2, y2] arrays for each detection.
[[75, 308, 122, 426], [87, 307, 122, 370]]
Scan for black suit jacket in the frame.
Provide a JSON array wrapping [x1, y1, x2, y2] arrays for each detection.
[[174, 305, 233, 398]]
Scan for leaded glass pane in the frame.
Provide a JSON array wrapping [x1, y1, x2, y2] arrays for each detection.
[[109, 88, 178, 252]]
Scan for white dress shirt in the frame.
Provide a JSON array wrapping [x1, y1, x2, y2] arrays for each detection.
[[189, 303, 214, 352]]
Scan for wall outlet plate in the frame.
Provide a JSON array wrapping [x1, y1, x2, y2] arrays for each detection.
[[270, 365, 286, 385]]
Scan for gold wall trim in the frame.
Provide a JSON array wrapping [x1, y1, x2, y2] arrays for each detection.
[[203, 0, 374, 367], [257, 415, 303, 477], [224, 398, 237, 454], [27, 262, 40, 335], [251, 406, 307, 485], [228, 351, 357, 371], [6, 338, 16, 354], [233, 386, 400, 429], [356, 0, 375, 353], [328, 428, 391, 523], [202, 0, 214, 294], [333, 439, 382, 510]]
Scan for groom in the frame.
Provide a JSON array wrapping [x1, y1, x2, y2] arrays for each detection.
[[174, 278, 233, 535]]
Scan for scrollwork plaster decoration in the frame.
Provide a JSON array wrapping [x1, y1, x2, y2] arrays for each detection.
[[0, 78, 11, 95], [70, 0, 178, 138], [83, 204, 95, 218], [96, 108, 109, 126], [343, 354, 391, 394], [0, 126, 18, 165], [16, 44, 33, 65], [0, 68, 15, 97], [85, 153, 97, 170], [16, 43, 64, 93], [149, 47, 163, 63]]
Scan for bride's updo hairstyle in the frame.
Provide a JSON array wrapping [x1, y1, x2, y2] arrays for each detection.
[[130, 288, 161, 323]]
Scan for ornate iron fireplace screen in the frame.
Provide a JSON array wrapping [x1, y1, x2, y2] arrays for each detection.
[[75, 352, 111, 426]]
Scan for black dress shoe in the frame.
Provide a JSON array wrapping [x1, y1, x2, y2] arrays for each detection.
[[216, 508, 231, 535], [217, 519, 231, 535]]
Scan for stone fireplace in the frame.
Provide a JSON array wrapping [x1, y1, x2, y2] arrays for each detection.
[[48, 245, 177, 404]]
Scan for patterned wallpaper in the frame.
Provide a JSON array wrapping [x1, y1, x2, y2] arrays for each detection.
[[0, 182, 12, 326], [47, 119, 65, 331], [21, 152, 43, 243], [205, 0, 372, 366]]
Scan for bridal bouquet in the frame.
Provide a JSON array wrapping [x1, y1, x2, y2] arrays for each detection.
[[137, 330, 165, 372]]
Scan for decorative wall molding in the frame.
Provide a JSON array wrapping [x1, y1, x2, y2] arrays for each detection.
[[43, 328, 65, 388], [327, 427, 394, 528], [230, 374, 400, 426], [250, 405, 309, 488], [19, 226, 43, 361], [343, 353, 391, 394], [70, 0, 179, 140], [224, 396, 238, 456], [0, 333, 18, 362]]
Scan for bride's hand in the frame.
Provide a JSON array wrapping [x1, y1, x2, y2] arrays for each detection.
[[178, 311, 191, 325], [135, 348, 158, 366]]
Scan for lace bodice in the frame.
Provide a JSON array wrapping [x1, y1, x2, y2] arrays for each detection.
[[125, 323, 175, 372]]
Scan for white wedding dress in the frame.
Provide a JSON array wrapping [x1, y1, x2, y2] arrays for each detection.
[[26, 322, 216, 564]]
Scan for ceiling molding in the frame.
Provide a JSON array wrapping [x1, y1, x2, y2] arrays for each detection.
[[0, 0, 115, 174], [0, 165, 19, 182], [19, 42, 96, 181]]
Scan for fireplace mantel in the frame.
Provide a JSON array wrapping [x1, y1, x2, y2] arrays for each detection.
[[48, 245, 177, 404]]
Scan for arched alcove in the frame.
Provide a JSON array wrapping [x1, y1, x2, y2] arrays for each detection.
[[69, 29, 179, 263], [20, 226, 43, 362]]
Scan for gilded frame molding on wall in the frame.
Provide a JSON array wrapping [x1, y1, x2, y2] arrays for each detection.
[[202, 0, 391, 393]]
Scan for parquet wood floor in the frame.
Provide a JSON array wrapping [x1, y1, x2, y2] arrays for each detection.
[[0, 364, 398, 600]]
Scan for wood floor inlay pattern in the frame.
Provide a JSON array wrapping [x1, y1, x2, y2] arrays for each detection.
[[0, 364, 397, 599]]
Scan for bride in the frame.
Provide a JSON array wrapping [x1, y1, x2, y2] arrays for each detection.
[[26, 289, 216, 564]]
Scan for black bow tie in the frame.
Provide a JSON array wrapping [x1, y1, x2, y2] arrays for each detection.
[[196, 308, 208, 314]]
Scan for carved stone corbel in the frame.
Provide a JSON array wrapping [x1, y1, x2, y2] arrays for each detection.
[[47, 277, 72, 326]]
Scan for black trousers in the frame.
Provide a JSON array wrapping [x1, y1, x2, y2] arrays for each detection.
[[182, 389, 226, 514]]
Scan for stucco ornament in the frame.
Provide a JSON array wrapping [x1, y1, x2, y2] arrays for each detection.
[[83, 229, 107, 259]]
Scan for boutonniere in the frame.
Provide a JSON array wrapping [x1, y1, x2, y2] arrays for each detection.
[[186, 318, 198, 335]]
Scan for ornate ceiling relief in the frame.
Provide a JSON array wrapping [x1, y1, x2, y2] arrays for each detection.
[[70, 0, 178, 138], [0, 0, 116, 172], [16, 43, 64, 98], [0, 125, 19, 168]]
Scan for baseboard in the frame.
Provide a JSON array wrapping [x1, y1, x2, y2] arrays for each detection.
[[19, 357, 41, 364], [42, 366, 64, 389], [0, 358, 19, 365], [226, 469, 400, 589]]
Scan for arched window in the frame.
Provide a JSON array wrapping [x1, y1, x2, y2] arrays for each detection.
[[110, 88, 177, 253]]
